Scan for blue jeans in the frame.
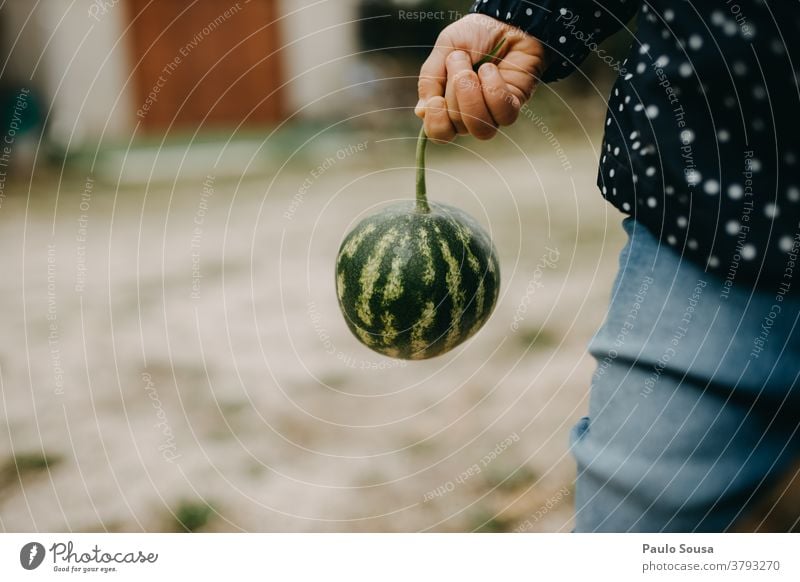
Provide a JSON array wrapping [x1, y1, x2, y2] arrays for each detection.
[[571, 217, 800, 532]]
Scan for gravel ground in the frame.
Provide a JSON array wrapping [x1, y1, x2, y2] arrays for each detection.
[[11, 128, 783, 532]]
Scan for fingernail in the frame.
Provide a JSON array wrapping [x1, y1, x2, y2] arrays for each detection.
[[478, 63, 496, 77], [415, 99, 425, 115], [452, 50, 470, 63]]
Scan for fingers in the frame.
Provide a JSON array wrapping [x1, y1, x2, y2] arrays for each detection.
[[416, 44, 449, 118], [452, 70, 497, 140], [496, 49, 542, 103], [422, 96, 457, 143], [478, 63, 521, 126], [445, 51, 472, 135]]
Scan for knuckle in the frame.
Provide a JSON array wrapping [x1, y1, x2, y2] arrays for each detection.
[[454, 72, 478, 92]]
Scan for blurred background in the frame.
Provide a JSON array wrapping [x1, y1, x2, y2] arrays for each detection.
[[0, 0, 795, 532]]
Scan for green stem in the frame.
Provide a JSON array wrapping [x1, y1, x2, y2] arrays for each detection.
[[415, 125, 430, 213], [475, 37, 506, 69], [414, 37, 506, 214]]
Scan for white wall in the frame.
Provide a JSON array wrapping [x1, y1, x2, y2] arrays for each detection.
[[277, 0, 361, 119], [1, 0, 135, 150]]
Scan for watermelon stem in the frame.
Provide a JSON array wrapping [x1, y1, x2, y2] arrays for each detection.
[[415, 125, 430, 213]]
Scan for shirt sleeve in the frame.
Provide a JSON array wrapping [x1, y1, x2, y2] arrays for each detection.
[[469, 0, 640, 82]]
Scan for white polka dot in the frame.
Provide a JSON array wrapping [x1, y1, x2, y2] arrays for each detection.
[[688, 35, 703, 50], [624, 73, 633, 81], [645, 166, 657, 177], [618, 102, 624, 112], [726, 220, 740, 235], [558, 36, 567, 43], [647, 197, 657, 207], [787, 186, 800, 202], [645, 105, 659, 118], [711, 11, 725, 25], [733, 61, 747, 75], [606, 118, 612, 126], [612, 187, 617, 196], [687, 170, 702, 186], [677, 216, 688, 228], [613, 146, 620, 156], [667, 235, 677, 245], [680, 129, 694, 144], [632, 141, 641, 150], [749, 158, 762, 172], [753, 85, 766, 100], [687, 239, 698, 250], [664, 9, 674, 21], [708, 256, 720, 268], [779, 236, 795, 253], [609, 168, 615, 178], [678, 62, 693, 77], [662, 29, 670, 39], [741, 244, 757, 260], [764, 203, 779, 218], [622, 202, 631, 211], [634, 103, 644, 112], [728, 184, 743, 199], [655, 55, 669, 67], [723, 21, 738, 36], [559, 8, 567, 14], [506, 11, 512, 19], [665, 185, 675, 195], [526, 8, 533, 15], [637, 62, 647, 74], [639, 43, 650, 55], [703, 180, 720, 195], [718, 129, 730, 143]]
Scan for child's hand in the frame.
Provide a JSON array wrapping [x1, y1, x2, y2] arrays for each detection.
[[415, 13, 548, 143]]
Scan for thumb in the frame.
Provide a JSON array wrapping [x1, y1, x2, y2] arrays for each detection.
[[416, 45, 450, 118]]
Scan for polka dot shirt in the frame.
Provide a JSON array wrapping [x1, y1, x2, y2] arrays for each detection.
[[472, 0, 800, 291]]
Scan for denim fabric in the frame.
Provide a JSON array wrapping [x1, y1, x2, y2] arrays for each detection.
[[571, 218, 800, 532]]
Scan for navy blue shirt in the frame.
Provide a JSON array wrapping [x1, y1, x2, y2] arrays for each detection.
[[471, 0, 800, 292]]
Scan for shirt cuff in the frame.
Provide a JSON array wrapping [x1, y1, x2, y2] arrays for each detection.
[[469, 0, 638, 83]]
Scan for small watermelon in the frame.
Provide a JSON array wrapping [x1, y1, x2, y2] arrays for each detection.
[[335, 126, 500, 360]]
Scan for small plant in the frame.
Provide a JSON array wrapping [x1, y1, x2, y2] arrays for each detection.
[[0, 451, 61, 493], [172, 500, 215, 532]]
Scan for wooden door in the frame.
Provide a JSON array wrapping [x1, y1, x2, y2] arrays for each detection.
[[127, 0, 284, 130]]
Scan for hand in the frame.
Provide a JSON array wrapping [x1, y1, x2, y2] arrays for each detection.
[[415, 13, 548, 143]]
